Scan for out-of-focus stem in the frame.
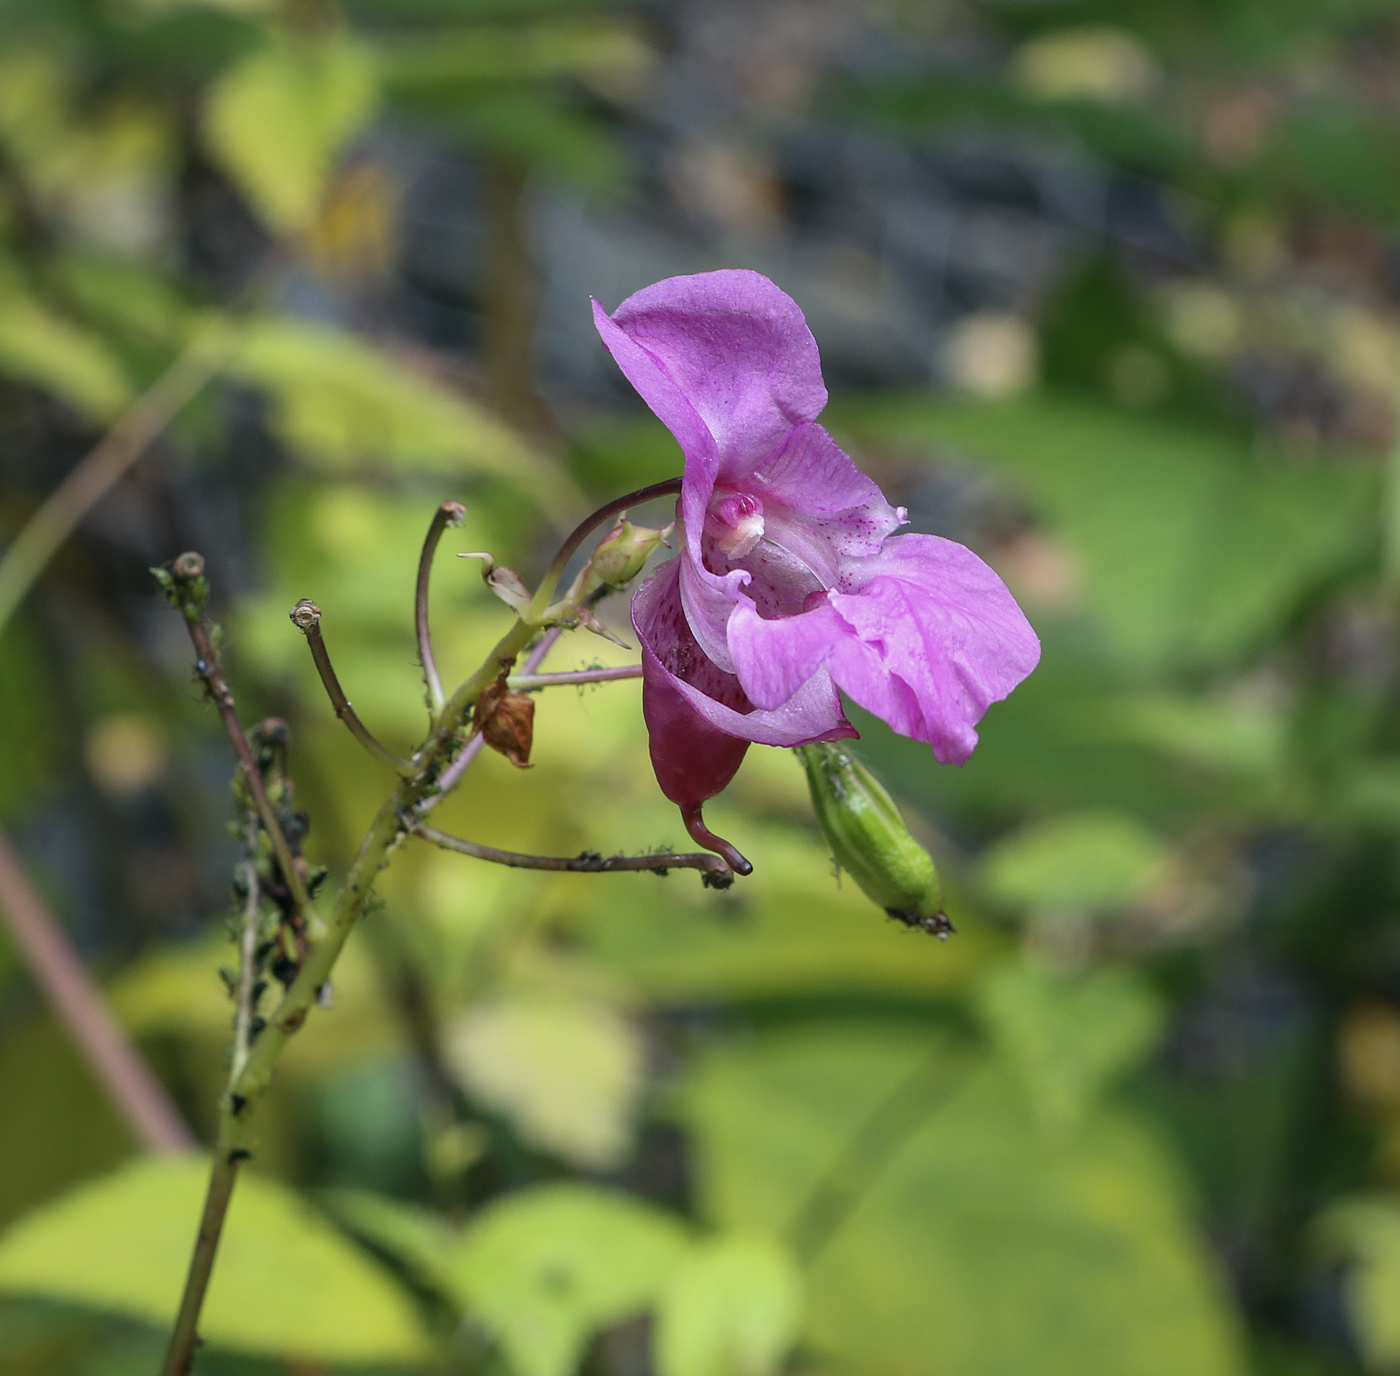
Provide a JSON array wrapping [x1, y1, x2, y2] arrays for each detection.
[[788, 1051, 951, 1264], [0, 325, 227, 640], [416, 501, 466, 715], [0, 823, 194, 1155], [483, 158, 545, 433], [411, 820, 733, 881], [289, 600, 413, 775], [230, 857, 261, 1085]]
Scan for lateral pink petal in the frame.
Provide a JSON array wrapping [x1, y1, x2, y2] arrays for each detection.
[[727, 599, 842, 712], [828, 534, 1040, 765]]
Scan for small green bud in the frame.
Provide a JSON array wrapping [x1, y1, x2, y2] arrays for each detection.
[[797, 742, 952, 937], [588, 517, 672, 590]]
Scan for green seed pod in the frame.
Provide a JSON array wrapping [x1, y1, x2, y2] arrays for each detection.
[[796, 742, 952, 937], [588, 517, 671, 590]]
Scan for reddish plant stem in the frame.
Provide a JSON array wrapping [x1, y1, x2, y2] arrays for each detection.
[[289, 600, 412, 775], [508, 664, 642, 691], [0, 823, 194, 1154], [171, 560, 314, 923], [411, 820, 733, 882]]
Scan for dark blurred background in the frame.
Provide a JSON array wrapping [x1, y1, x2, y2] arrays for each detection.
[[4, 1, 1400, 1374]]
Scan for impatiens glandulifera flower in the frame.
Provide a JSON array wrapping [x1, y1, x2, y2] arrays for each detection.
[[593, 269, 1040, 870]]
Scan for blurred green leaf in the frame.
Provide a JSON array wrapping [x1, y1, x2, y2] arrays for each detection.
[[446, 1183, 689, 1376], [978, 812, 1171, 914], [577, 820, 999, 1003], [841, 395, 1375, 672], [830, 71, 1191, 178], [0, 1156, 432, 1363], [683, 1026, 1244, 1376], [976, 962, 1164, 1128], [445, 991, 644, 1169], [0, 271, 133, 421], [436, 89, 626, 188], [49, 256, 195, 350], [378, 18, 650, 87], [318, 1187, 458, 1297], [229, 317, 574, 510], [655, 1233, 804, 1376], [1316, 1195, 1400, 1370], [1251, 103, 1400, 221], [203, 30, 377, 235]]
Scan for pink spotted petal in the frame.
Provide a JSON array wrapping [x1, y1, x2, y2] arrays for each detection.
[[751, 422, 904, 558]]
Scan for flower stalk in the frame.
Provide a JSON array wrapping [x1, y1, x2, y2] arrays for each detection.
[[416, 500, 466, 714], [411, 819, 734, 884], [289, 599, 414, 775]]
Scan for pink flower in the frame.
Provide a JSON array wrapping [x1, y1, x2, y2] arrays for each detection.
[[593, 270, 1040, 869]]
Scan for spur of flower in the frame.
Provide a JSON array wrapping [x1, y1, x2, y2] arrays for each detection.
[[593, 270, 1040, 869]]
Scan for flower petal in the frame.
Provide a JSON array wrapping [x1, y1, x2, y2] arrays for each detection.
[[594, 271, 828, 481], [632, 561, 854, 802], [727, 599, 841, 711], [752, 421, 904, 559], [828, 534, 1040, 764]]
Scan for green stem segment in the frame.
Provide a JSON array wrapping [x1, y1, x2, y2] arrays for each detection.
[[507, 664, 642, 691], [160, 605, 535, 1376], [160, 1143, 244, 1376]]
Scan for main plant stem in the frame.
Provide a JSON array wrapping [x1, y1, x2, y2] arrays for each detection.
[[163, 475, 683, 1370], [159, 614, 534, 1376]]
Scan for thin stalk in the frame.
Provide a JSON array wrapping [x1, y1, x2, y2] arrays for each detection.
[[289, 600, 414, 775], [0, 325, 227, 639], [160, 1146, 243, 1376], [168, 559, 315, 923], [527, 478, 681, 622], [229, 857, 261, 1085], [508, 664, 642, 691], [415, 502, 466, 714], [0, 823, 195, 1155], [411, 820, 733, 881]]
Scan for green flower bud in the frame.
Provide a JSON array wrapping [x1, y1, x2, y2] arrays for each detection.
[[588, 517, 672, 590], [796, 742, 952, 937]]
